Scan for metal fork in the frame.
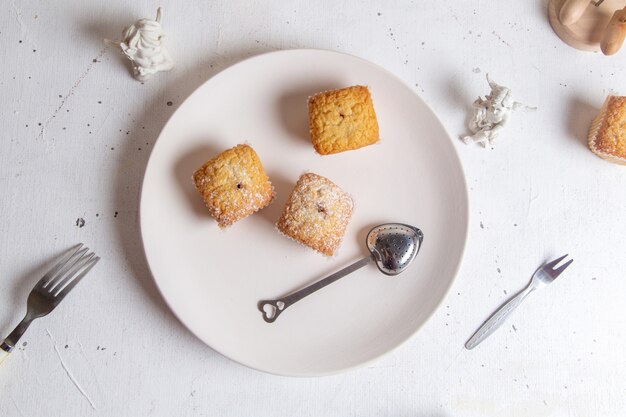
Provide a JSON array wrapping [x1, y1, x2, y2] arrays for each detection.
[[0, 244, 100, 363], [465, 254, 573, 350]]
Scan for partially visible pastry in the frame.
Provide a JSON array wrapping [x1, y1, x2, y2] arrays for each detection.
[[277, 173, 354, 256], [193, 144, 274, 227], [308, 85, 379, 155], [588, 95, 626, 165]]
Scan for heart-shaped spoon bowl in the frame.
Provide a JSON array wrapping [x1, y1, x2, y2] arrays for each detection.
[[367, 223, 424, 276]]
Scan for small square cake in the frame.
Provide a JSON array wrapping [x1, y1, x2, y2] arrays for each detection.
[[308, 85, 379, 155], [277, 173, 354, 256], [193, 144, 274, 227], [588, 95, 626, 165]]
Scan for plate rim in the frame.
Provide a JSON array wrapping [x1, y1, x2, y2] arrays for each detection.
[[139, 48, 470, 377]]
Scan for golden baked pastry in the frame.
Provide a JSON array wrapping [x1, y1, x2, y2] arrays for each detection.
[[193, 144, 274, 227], [308, 85, 379, 155], [277, 173, 354, 256], [588, 95, 626, 165]]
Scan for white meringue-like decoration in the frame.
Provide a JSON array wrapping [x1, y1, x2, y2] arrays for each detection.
[[463, 74, 535, 147], [105, 7, 174, 81]]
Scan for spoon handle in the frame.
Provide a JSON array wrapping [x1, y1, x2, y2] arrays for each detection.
[[259, 256, 372, 323]]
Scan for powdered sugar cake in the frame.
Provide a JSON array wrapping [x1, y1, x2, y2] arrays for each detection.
[[192, 144, 274, 227], [276, 173, 354, 256]]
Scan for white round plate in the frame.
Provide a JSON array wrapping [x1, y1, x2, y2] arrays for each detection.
[[140, 49, 468, 376]]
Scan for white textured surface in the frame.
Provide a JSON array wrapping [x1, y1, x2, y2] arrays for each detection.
[[0, 1, 624, 416]]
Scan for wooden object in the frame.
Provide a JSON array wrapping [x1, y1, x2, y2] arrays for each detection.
[[559, 0, 595, 25], [548, 0, 626, 54], [601, 7, 626, 54]]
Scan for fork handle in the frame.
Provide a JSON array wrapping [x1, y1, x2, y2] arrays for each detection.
[[0, 316, 32, 364], [465, 286, 533, 350], [0, 344, 9, 364], [0, 315, 34, 362]]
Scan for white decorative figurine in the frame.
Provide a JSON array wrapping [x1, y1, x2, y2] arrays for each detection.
[[463, 74, 534, 147], [105, 7, 174, 82]]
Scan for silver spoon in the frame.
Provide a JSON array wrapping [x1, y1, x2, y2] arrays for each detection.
[[258, 223, 424, 323]]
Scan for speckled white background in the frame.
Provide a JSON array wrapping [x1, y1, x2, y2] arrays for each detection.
[[1, 1, 625, 416]]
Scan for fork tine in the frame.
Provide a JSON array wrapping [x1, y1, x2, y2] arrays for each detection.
[[50, 252, 96, 294], [55, 257, 100, 299], [38, 244, 83, 286], [551, 258, 573, 277], [43, 247, 89, 290], [545, 254, 569, 270]]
